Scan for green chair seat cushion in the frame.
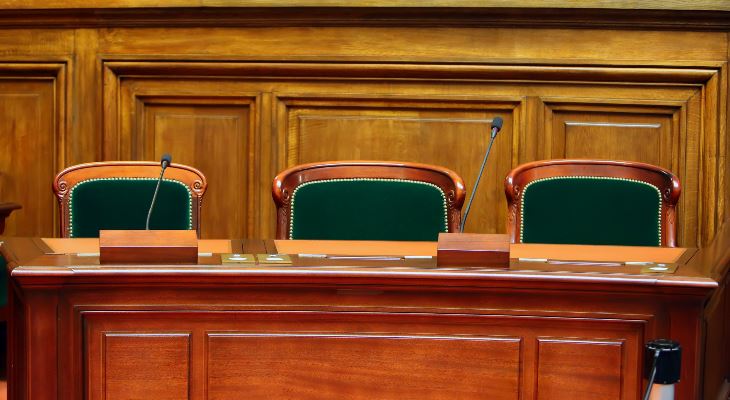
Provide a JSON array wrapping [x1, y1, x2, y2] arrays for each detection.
[[290, 178, 448, 241], [69, 178, 193, 238], [521, 176, 662, 246]]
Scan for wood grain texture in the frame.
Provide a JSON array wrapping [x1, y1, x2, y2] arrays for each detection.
[[78, 310, 643, 400], [88, 333, 190, 400], [0, 10, 728, 35], [99, 229, 198, 264], [536, 339, 625, 400], [207, 333, 520, 399], [0, 7, 726, 247], [68, 29, 101, 167], [140, 99, 255, 238], [0, 0, 729, 11], [100, 59, 722, 245], [3, 236, 721, 400], [0, 69, 63, 237], [276, 96, 515, 235]]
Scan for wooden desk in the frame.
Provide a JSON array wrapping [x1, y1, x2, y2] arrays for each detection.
[[2, 237, 726, 400]]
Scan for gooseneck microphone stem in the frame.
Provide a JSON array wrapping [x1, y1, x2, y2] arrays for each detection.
[[460, 116, 503, 233], [146, 154, 172, 230], [460, 135, 497, 232]]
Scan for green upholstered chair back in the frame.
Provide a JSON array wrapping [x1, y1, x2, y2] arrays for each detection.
[[505, 160, 680, 247], [273, 161, 466, 241], [68, 178, 192, 238], [54, 162, 207, 238]]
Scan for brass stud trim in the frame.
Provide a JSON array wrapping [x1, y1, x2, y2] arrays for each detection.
[[520, 176, 662, 245]]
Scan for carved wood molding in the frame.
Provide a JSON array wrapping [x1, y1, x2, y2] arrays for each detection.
[[0, 7, 728, 31], [272, 92, 522, 167], [538, 96, 699, 245], [0, 62, 67, 171], [539, 97, 688, 162], [0, 62, 67, 76], [0, 62, 67, 236], [103, 61, 720, 84], [102, 60, 725, 244]]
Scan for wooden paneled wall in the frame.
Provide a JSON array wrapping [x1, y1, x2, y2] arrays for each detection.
[[0, 5, 727, 246]]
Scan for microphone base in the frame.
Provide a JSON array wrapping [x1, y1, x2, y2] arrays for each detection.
[[99, 229, 198, 264], [437, 233, 510, 268]]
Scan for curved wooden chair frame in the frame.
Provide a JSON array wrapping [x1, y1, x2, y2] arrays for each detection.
[[272, 160, 466, 240], [53, 161, 207, 238], [505, 159, 681, 247]]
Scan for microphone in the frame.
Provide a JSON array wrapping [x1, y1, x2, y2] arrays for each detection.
[[459, 116, 503, 232], [145, 153, 172, 230]]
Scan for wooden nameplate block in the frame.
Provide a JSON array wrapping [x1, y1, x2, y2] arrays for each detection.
[[437, 233, 510, 268], [99, 230, 198, 264]]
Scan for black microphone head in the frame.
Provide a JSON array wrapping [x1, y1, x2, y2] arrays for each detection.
[[491, 116, 504, 132], [161, 153, 172, 167]]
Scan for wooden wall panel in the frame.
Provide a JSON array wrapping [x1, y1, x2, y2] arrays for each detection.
[[107, 75, 260, 238], [0, 10, 724, 246], [140, 101, 255, 238], [96, 27, 727, 63], [101, 60, 717, 244], [540, 99, 698, 244], [0, 66, 64, 237], [277, 95, 519, 234], [548, 112, 673, 165]]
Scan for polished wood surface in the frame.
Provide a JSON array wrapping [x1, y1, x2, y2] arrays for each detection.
[[98, 229, 198, 264], [272, 160, 466, 239], [53, 161, 207, 237], [505, 159, 681, 246], [3, 237, 724, 400], [274, 239, 437, 256], [0, 5, 725, 245], [1, 1, 729, 11], [42, 237, 692, 264], [436, 233, 510, 267]]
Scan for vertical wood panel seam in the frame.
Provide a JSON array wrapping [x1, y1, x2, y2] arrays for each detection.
[[716, 60, 730, 230]]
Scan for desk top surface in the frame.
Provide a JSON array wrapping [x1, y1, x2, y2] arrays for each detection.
[[0, 237, 718, 294]]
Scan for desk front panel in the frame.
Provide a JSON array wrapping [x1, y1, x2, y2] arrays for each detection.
[[64, 286, 650, 400]]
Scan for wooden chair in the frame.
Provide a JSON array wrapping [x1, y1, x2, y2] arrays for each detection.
[[273, 161, 465, 241], [53, 161, 207, 238], [505, 159, 681, 247]]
